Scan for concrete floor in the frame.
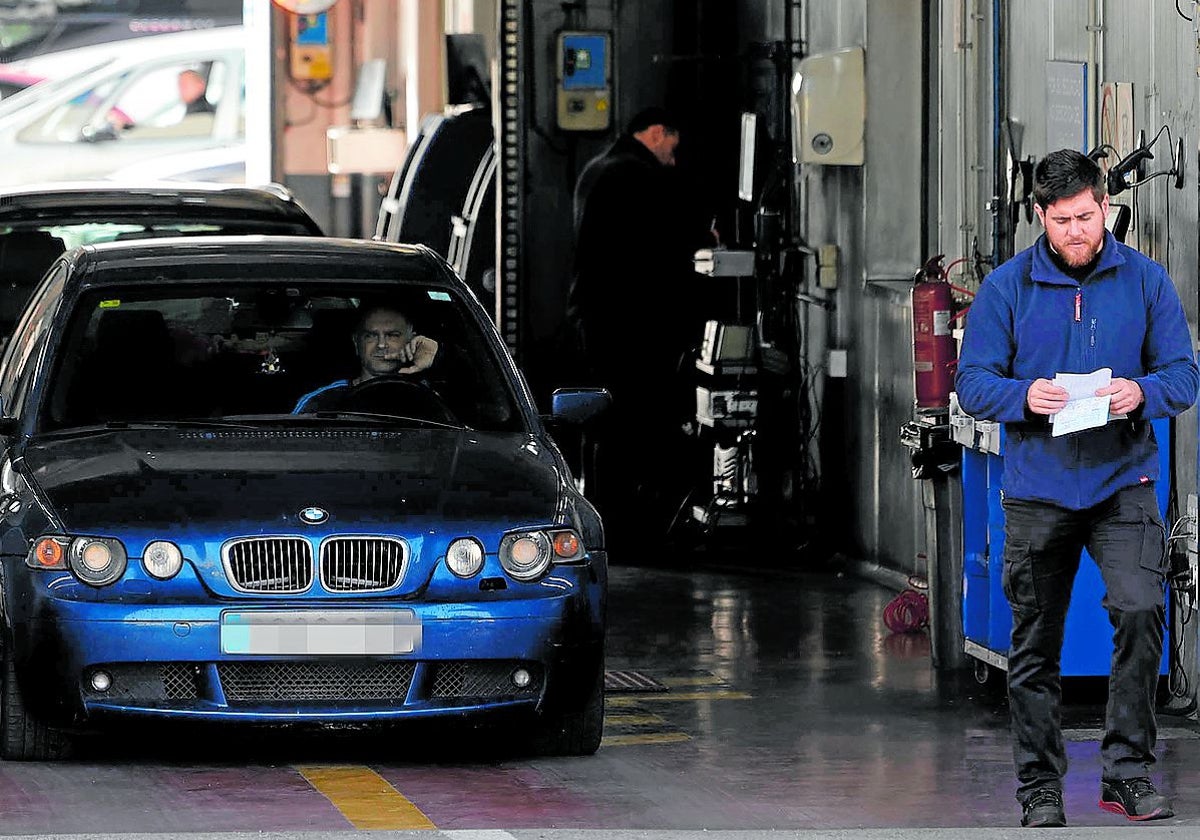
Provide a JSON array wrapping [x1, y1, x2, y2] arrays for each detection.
[[2, 558, 1200, 838]]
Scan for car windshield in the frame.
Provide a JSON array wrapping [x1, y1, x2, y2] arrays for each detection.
[[0, 58, 113, 119], [38, 282, 524, 434]]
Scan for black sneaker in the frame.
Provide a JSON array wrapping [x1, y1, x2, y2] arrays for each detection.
[[1099, 777, 1174, 821], [1021, 787, 1067, 827]]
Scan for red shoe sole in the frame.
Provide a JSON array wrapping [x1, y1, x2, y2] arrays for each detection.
[[1098, 800, 1168, 821]]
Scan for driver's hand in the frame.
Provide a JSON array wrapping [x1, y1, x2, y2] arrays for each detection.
[[398, 334, 439, 374]]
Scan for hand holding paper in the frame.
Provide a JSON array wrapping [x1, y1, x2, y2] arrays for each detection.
[[1049, 368, 1112, 437], [1095, 377, 1144, 416], [1026, 378, 1069, 415]]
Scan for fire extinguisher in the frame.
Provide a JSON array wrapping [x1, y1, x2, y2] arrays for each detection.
[[911, 255, 957, 410]]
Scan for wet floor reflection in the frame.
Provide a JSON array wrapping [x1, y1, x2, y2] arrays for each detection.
[[604, 562, 1198, 828]]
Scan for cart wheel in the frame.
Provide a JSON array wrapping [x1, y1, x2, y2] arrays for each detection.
[[973, 659, 991, 685]]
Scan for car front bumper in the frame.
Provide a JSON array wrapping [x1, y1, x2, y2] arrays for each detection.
[[5, 560, 605, 727]]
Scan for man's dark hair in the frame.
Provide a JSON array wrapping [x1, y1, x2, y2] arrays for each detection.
[[625, 106, 680, 136], [353, 300, 412, 335], [1033, 148, 1106, 208]]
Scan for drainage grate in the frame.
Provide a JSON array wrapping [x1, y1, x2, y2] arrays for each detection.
[[604, 670, 669, 693]]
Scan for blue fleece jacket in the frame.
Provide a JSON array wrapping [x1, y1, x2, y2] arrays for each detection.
[[955, 231, 1198, 510]]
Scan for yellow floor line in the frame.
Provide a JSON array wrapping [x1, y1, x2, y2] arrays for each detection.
[[296, 765, 436, 831], [660, 675, 728, 687], [607, 690, 752, 707], [604, 713, 666, 726], [602, 731, 692, 747]]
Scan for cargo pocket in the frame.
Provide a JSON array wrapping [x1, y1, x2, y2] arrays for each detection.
[[1137, 505, 1169, 577], [1002, 540, 1038, 609]]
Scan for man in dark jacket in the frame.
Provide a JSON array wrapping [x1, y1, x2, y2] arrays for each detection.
[[567, 106, 711, 549], [569, 106, 700, 380], [956, 148, 1198, 827]]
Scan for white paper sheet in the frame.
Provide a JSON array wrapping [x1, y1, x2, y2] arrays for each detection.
[[1050, 368, 1112, 437]]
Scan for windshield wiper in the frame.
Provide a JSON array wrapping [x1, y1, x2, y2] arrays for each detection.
[[310, 411, 466, 430], [38, 419, 260, 438]]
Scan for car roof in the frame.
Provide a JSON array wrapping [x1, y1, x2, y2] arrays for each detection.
[[0, 182, 322, 232], [70, 235, 457, 287], [1, 24, 244, 78]]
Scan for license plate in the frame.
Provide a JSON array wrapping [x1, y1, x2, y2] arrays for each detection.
[[220, 609, 421, 655]]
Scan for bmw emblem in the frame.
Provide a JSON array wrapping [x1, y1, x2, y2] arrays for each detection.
[[299, 507, 329, 525]]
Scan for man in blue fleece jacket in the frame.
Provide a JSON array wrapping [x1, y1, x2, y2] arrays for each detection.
[[956, 148, 1198, 828]]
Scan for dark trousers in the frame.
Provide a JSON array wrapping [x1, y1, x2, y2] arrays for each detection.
[[1001, 483, 1168, 802]]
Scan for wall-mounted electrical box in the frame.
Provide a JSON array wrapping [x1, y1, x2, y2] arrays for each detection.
[[793, 46, 865, 166], [291, 13, 332, 82], [817, 243, 839, 289], [556, 30, 611, 132], [327, 126, 408, 174]]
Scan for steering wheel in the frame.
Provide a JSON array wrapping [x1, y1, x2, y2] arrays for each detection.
[[339, 375, 458, 424]]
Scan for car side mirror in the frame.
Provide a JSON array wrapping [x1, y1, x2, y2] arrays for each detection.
[[81, 122, 118, 143], [549, 387, 612, 425]]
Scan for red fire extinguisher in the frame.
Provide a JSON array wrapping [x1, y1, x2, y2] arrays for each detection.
[[911, 255, 957, 410]]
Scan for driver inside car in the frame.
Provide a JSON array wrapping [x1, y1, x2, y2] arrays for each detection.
[[292, 303, 440, 413]]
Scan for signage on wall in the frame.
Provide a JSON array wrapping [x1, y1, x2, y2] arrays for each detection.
[[1045, 61, 1087, 153]]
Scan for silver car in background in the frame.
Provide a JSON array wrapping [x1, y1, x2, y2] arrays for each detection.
[[0, 26, 243, 187]]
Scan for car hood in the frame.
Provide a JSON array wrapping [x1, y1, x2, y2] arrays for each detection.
[[20, 427, 565, 538]]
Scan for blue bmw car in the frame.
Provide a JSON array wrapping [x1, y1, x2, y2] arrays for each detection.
[[0, 236, 609, 760]]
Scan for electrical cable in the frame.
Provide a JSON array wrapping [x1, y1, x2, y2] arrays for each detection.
[[1123, 169, 1179, 190], [284, 91, 322, 128], [1165, 164, 1171, 274], [1165, 509, 1195, 702], [1178, 0, 1194, 21], [1088, 142, 1121, 162]]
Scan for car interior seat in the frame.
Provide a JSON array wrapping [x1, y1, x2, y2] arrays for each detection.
[[0, 229, 66, 336], [300, 307, 360, 387], [69, 309, 186, 424]]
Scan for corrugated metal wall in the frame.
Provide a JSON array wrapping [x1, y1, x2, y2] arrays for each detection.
[[795, 0, 1198, 576], [935, 0, 1198, 563], [798, 0, 926, 577]]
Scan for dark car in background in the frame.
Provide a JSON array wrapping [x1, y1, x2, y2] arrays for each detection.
[[0, 236, 609, 760], [0, 181, 322, 347]]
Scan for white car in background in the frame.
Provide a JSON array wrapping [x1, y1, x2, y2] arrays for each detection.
[[0, 26, 244, 187]]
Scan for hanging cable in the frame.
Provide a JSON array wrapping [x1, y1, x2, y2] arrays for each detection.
[[1167, 513, 1195, 701], [1177, 0, 1194, 22]]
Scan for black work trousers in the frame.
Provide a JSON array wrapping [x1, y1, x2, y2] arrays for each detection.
[[1001, 483, 1168, 803]]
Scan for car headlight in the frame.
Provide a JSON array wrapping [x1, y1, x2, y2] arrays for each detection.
[[67, 537, 127, 587], [498, 528, 585, 581], [445, 537, 484, 577], [500, 531, 551, 581], [143, 540, 183, 580]]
